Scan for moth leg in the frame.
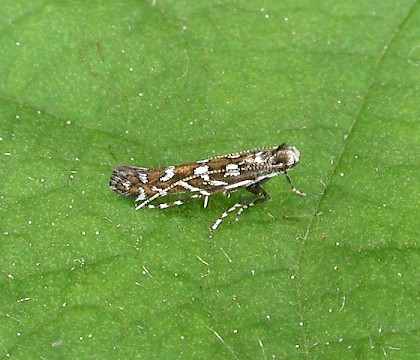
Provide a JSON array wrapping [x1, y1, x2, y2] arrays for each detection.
[[234, 183, 271, 221], [209, 183, 270, 237], [209, 203, 242, 238], [142, 194, 203, 210], [285, 171, 306, 196], [222, 190, 231, 198], [203, 195, 209, 208]]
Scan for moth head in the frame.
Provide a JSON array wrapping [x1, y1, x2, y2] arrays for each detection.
[[273, 143, 301, 170]]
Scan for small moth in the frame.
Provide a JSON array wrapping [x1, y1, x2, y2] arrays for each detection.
[[110, 143, 305, 237]]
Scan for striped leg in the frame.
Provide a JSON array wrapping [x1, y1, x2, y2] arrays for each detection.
[[234, 183, 271, 221], [285, 171, 306, 196], [209, 183, 270, 237]]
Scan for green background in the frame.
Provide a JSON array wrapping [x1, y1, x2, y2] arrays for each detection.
[[1, 1, 419, 359]]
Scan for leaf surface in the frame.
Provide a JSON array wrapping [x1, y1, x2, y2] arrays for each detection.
[[1, 1, 419, 358]]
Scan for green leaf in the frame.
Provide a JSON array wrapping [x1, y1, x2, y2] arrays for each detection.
[[1, 1, 418, 358]]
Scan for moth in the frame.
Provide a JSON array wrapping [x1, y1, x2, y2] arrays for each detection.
[[110, 143, 305, 237]]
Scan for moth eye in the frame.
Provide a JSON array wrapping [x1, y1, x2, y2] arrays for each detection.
[[272, 154, 287, 166]]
